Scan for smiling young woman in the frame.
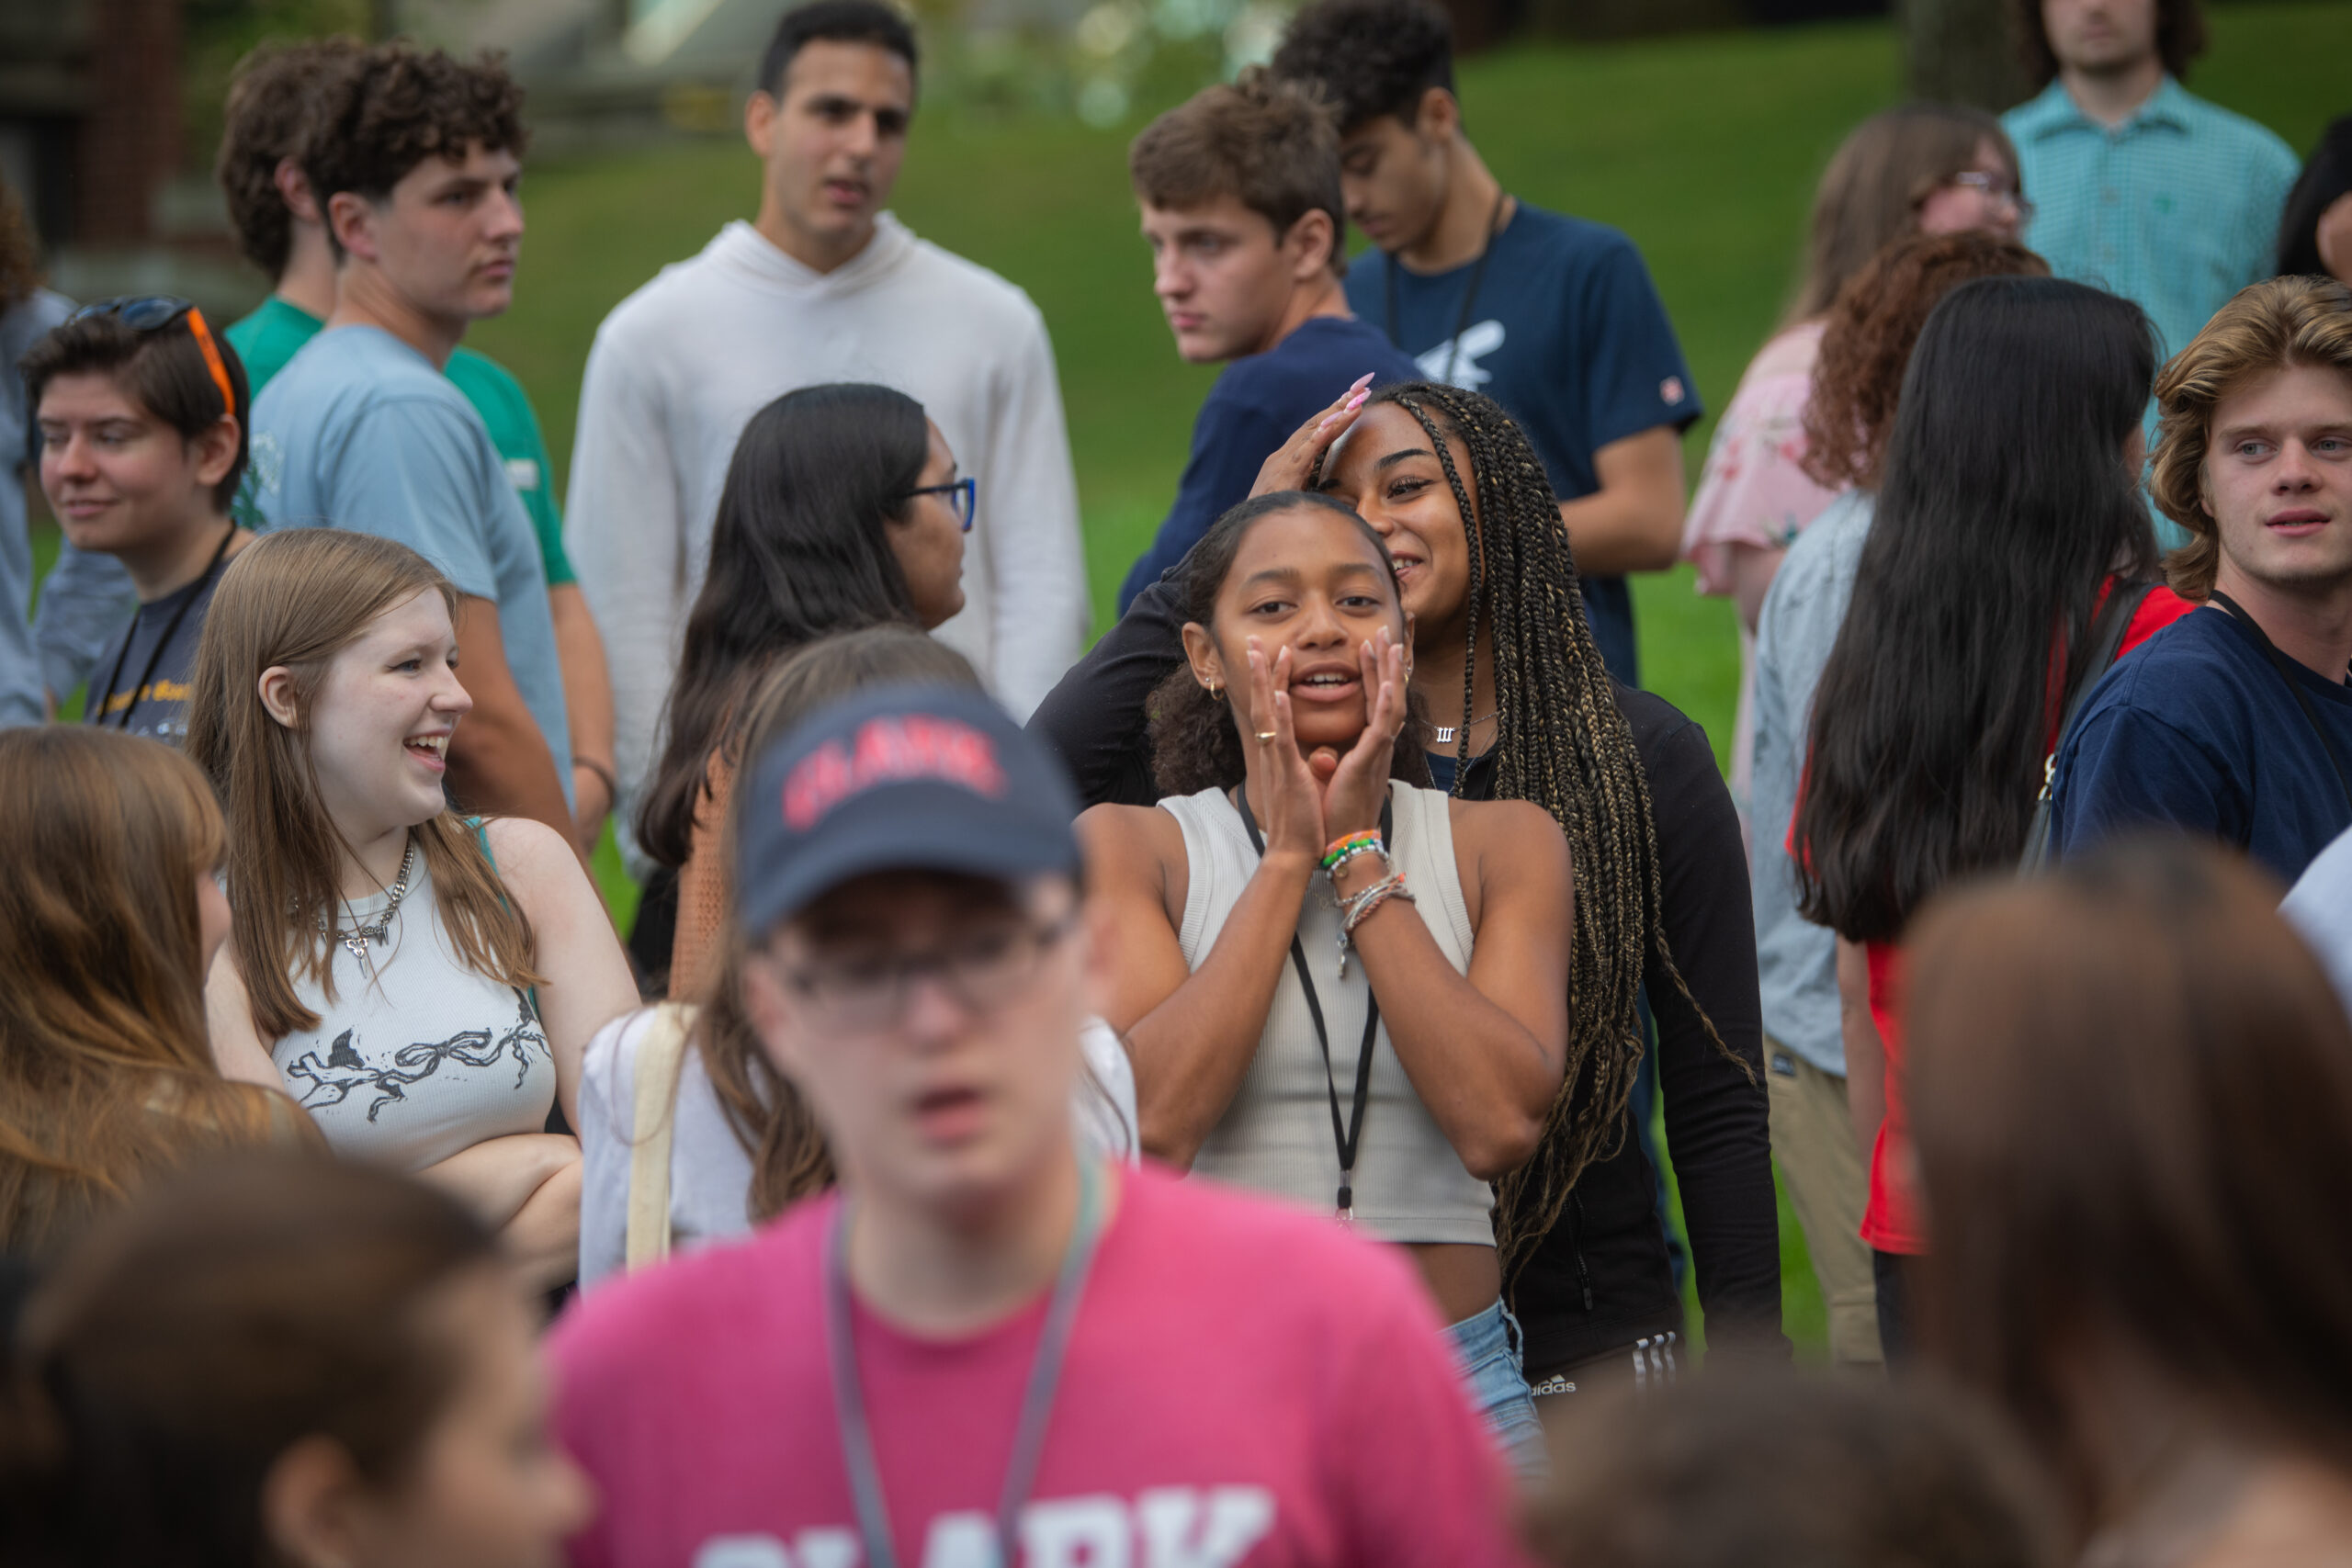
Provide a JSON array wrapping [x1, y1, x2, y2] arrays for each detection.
[[187, 528, 639, 1291], [1080, 490, 1573, 1476]]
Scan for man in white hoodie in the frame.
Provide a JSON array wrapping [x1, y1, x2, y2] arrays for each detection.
[[566, 0, 1089, 868]]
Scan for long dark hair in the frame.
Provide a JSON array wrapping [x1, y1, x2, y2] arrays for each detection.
[[638, 384, 928, 868], [2278, 115, 2352, 281], [1795, 277, 2159, 944], [1146, 491, 1433, 795], [1906, 839, 2352, 1540], [1345, 382, 1724, 1284]]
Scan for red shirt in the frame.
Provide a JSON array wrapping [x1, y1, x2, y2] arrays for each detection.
[[1861, 581, 2191, 1254], [549, 1164, 1529, 1568]]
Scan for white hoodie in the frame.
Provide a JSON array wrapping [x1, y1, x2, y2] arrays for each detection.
[[564, 214, 1089, 854]]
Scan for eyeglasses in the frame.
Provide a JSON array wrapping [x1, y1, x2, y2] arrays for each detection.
[[781, 908, 1076, 1032], [1942, 171, 2036, 227], [68, 296, 240, 421], [903, 476, 977, 533]]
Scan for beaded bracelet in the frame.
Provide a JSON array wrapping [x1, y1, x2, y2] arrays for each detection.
[[1336, 872, 1414, 978], [1325, 838, 1389, 877], [1320, 829, 1383, 871]]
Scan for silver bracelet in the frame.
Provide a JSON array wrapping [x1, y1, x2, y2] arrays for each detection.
[[1336, 872, 1413, 978]]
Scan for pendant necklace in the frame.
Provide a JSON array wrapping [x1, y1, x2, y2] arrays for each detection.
[[329, 837, 417, 982], [1430, 711, 1496, 746]]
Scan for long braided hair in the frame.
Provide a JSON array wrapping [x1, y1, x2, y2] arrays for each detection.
[[1362, 381, 1731, 1284]]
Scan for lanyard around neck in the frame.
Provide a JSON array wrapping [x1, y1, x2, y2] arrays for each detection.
[[1385, 186, 1509, 388], [98, 524, 234, 730], [1234, 789, 1393, 1220], [825, 1159, 1105, 1568], [2209, 591, 2352, 819]]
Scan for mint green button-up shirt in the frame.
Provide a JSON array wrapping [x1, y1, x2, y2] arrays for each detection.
[[2005, 76, 2299, 546]]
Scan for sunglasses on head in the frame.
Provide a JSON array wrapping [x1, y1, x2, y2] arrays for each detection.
[[68, 296, 239, 422]]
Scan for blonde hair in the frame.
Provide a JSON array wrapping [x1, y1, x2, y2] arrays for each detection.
[[2152, 276, 2352, 601], [0, 729, 300, 1257], [185, 529, 545, 1041]]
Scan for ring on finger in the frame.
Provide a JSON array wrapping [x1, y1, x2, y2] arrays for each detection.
[[1255, 730, 1279, 744]]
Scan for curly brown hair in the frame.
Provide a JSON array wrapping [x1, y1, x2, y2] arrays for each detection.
[[2013, 0, 2206, 88], [216, 37, 368, 281], [1802, 231, 2050, 492], [300, 41, 527, 258], [1, 174, 41, 307]]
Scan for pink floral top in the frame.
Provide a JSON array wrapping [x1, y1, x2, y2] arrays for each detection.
[[1680, 320, 1839, 595]]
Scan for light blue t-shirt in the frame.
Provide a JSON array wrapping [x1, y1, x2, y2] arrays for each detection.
[[248, 325, 571, 803], [1747, 488, 1875, 1075]]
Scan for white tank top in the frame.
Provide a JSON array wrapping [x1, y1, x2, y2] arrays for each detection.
[[272, 847, 555, 1172], [1159, 780, 1496, 1246]]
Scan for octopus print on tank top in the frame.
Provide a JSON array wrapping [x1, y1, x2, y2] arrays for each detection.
[[273, 842, 554, 1171]]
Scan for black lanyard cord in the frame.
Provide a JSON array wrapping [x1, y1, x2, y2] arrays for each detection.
[[2209, 591, 2352, 820], [98, 524, 234, 730], [1235, 790, 1392, 1218], [1385, 186, 1510, 389]]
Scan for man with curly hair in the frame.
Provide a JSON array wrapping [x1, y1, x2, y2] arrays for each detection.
[[1114, 73, 1418, 615], [1267, 0, 1699, 688], [215, 38, 616, 853], [244, 42, 577, 849], [2052, 276, 2352, 882]]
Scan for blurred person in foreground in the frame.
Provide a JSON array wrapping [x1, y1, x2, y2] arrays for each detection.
[[1114, 72, 1418, 612], [246, 42, 577, 847], [2003, 0, 2299, 548], [1, 1156, 590, 1568], [566, 0, 1086, 862], [549, 685, 1527, 1566], [1529, 1371, 2056, 1568], [1792, 276, 2188, 1357], [0, 728, 308, 1261], [2050, 276, 2352, 883], [0, 172, 76, 728], [1681, 105, 2028, 816], [215, 37, 618, 851], [1268, 0, 1700, 690], [1908, 836, 2352, 1563], [1747, 229, 2049, 1371]]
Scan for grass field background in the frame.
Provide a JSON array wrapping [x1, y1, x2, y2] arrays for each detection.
[[35, 1, 2350, 1353]]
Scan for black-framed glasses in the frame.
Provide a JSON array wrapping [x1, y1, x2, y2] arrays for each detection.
[[68, 295, 240, 418], [904, 476, 977, 533], [782, 908, 1076, 1031]]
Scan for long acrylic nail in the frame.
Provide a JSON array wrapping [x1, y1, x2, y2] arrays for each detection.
[[1348, 372, 1375, 394]]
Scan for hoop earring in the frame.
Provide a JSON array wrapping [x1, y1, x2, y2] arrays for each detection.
[[1205, 681, 1223, 701]]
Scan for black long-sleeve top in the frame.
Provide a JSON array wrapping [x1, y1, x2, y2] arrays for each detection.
[[1029, 580, 1785, 1368]]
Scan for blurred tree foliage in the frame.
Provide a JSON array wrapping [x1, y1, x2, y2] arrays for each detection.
[[181, 0, 375, 172]]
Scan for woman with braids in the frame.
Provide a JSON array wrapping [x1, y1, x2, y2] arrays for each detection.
[[1083, 489, 1573, 1474], [1032, 380, 1783, 1426]]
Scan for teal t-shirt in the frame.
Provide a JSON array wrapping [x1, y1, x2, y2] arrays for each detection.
[[225, 298, 574, 587]]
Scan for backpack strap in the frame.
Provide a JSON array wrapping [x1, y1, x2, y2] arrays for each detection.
[[625, 1002, 695, 1272]]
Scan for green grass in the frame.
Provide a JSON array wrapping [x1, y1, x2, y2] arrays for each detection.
[[33, 1, 2347, 1353]]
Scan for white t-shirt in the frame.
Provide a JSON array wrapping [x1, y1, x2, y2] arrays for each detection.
[[576, 1010, 1139, 1288], [2284, 824, 2352, 1021]]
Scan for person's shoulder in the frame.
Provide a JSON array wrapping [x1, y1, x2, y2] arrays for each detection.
[[2076, 606, 2267, 728], [480, 815, 592, 908], [2172, 83, 2299, 164], [587, 231, 739, 346], [2002, 78, 2075, 138], [553, 1195, 829, 1371], [1611, 680, 1705, 758], [898, 225, 1051, 333], [1118, 1166, 1434, 1319], [1507, 202, 1645, 271], [1763, 492, 1868, 616], [443, 345, 530, 412]]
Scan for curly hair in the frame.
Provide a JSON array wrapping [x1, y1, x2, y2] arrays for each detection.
[[1148, 491, 1433, 795], [300, 42, 527, 258], [215, 36, 368, 280], [1351, 382, 1732, 1286], [1802, 231, 2049, 492], [2012, 0, 2206, 86], [1131, 70, 1346, 278], [1, 174, 41, 307], [2151, 275, 2352, 602], [1268, 0, 1453, 135]]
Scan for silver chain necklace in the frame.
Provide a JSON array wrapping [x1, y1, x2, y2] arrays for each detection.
[[1431, 710, 1497, 746], [330, 838, 417, 976]]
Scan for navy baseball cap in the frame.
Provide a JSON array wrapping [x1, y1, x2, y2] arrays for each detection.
[[734, 682, 1082, 938]]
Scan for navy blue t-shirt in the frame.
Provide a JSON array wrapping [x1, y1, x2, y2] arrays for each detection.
[[2051, 606, 2352, 884], [1344, 204, 1701, 686], [1117, 314, 1420, 613]]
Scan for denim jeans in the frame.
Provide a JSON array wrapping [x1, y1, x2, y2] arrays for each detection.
[[1446, 1299, 1548, 1483]]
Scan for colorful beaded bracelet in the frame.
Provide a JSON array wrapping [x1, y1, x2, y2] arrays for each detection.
[[1320, 829, 1383, 870]]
